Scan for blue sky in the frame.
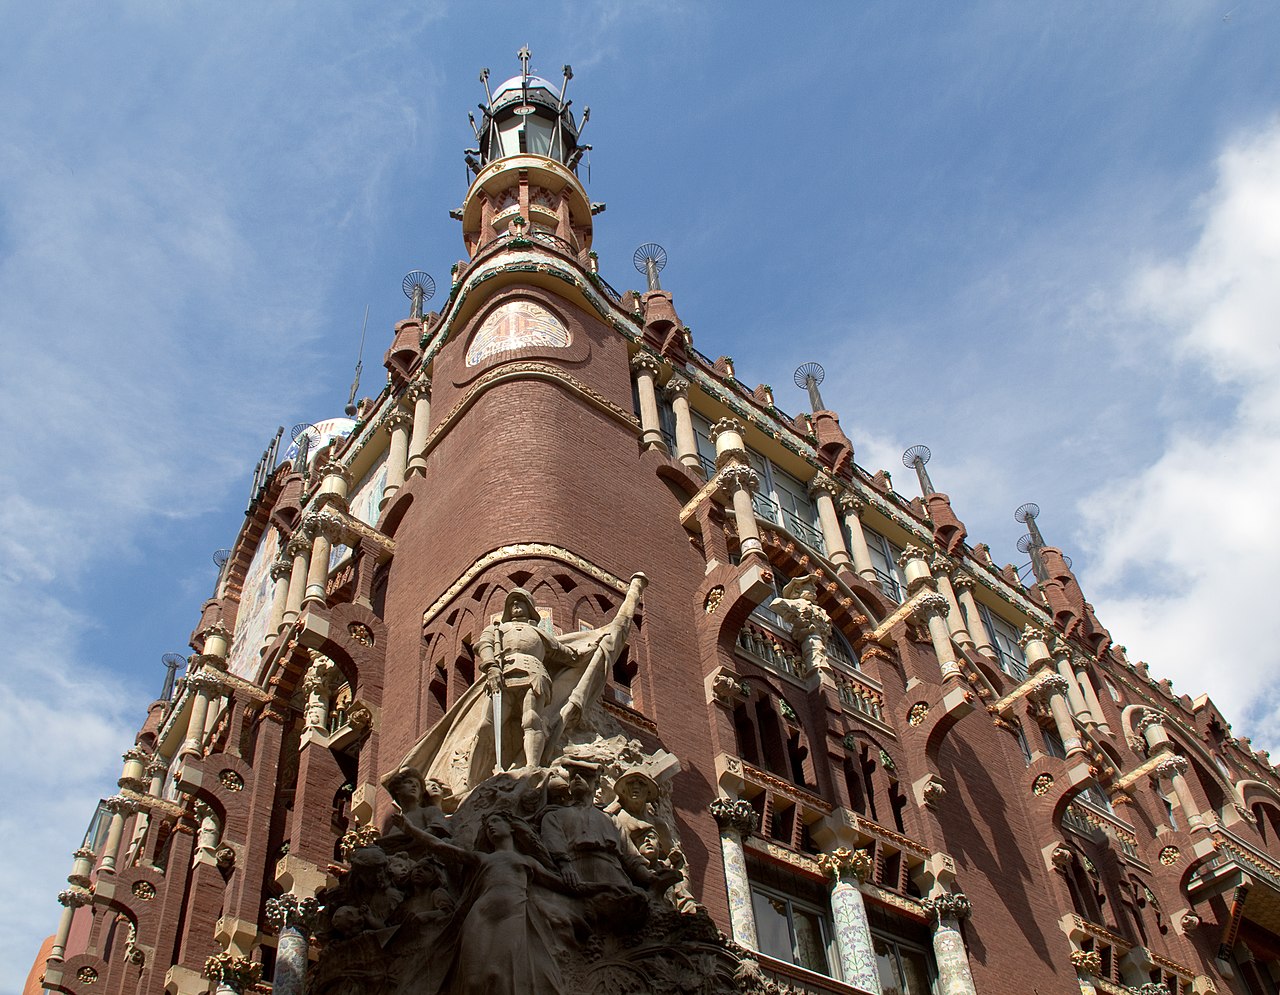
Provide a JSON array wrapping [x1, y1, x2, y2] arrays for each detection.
[[3, 2, 1279, 988]]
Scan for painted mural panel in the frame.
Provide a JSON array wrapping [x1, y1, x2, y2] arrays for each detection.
[[330, 452, 388, 572], [226, 526, 279, 680]]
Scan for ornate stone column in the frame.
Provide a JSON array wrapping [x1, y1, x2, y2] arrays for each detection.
[[50, 847, 96, 960], [267, 558, 292, 636], [631, 352, 666, 452], [315, 460, 351, 509], [722, 465, 764, 560], [839, 495, 879, 583], [913, 593, 961, 681], [265, 894, 320, 995], [1051, 642, 1092, 725], [303, 513, 343, 608], [1034, 674, 1084, 756], [810, 474, 851, 568], [1074, 663, 1111, 735], [302, 657, 335, 732], [816, 848, 881, 994], [194, 803, 222, 865], [1020, 626, 1054, 673], [665, 375, 701, 471], [931, 556, 973, 649], [204, 952, 262, 995], [97, 794, 139, 874], [405, 377, 433, 477], [282, 527, 312, 628], [709, 798, 759, 948], [773, 579, 834, 676], [953, 574, 995, 658], [380, 408, 413, 510], [897, 545, 934, 595], [179, 670, 224, 760], [1156, 755, 1203, 828], [924, 892, 977, 995]]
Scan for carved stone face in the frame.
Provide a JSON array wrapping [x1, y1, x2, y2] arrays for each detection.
[[484, 813, 514, 845], [637, 829, 660, 864], [508, 601, 532, 622], [387, 853, 414, 883], [566, 767, 597, 803], [391, 778, 423, 808], [617, 779, 651, 814]]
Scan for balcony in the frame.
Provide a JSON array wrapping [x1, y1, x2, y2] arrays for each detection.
[[750, 952, 877, 995], [737, 620, 805, 679], [752, 491, 827, 556]]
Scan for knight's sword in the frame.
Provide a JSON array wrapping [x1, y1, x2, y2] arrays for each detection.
[[491, 626, 504, 774]]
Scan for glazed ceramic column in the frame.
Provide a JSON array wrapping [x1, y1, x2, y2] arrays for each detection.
[[838, 495, 879, 583], [952, 574, 995, 658], [265, 895, 320, 995], [380, 408, 413, 509], [914, 593, 961, 681], [405, 376, 433, 477], [709, 798, 759, 948], [816, 848, 882, 994], [665, 375, 701, 471], [926, 892, 977, 995], [931, 556, 973, 649], [282, 528, 312, 628], [810, 474, 851, 568], [631, 352, 666, 452]]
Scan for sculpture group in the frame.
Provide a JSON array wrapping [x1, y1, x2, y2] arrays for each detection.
[[308, 576, 762, 995]]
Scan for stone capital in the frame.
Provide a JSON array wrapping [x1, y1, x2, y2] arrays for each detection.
[[896, 545, 932, 568], [719, 464, 759, 494], [816, 847, 873, 883], [807, 472, 841, 499], [285, 531, 313, 558], [319, 459, 353, 482], [630, 351, 663, 376], [837, 493, 865, 516], [146, 755, 169, 777], [663, 374, 690, 399], [58, 887, 93, 908], [186, 670, 228, 695], [203, 953, 262, 994], [1154, 755, 1190, 780], [73, 845, 97, 861], [305, 511, 346, 544], [1070, 949, 1102, 975], [269, 558, 293, 582], [951, 572, 975, 592], [709, 797, 759, 836], [708, 417, 745, 444], [925, 890, 972, 923], [104, 794, 141, 816], [911, 593, 951, 623], [264, 894, 321, 934], [930, 554, 956, 575], [122, 746, 151, 765], [385, 408, 413, 430], [405, 376, 432, 403], [1135, 708, 1165, 736], [198, 621, 232, 643], [1018, 625, 1052, 650], [1033, 673, 1071, 700]]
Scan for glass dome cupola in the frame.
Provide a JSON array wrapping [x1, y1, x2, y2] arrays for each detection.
[[476, 47, 585, 170]]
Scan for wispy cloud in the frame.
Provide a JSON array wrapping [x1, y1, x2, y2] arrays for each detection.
[[1078, 118, 1280, 753]]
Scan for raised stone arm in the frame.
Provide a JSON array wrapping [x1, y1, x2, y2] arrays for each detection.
[[560, 572, 648, 731]]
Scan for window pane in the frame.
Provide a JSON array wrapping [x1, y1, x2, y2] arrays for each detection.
[[791, 906, 830, 976], [751, 890, 794, 963], [874, 936, 907, 995], [898, 945, 932, 994]]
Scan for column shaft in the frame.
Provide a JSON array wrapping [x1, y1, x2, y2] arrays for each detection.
[[955, 584, 995, 657], [719, 829, 757, 948], [829, 878, 882, 994], [632, 358, 665, 452], [267, 565, 290, 636], [1170, 771, 1203, 826], [932, 919, 978, 995], [1057, 657, 1091, 724], [934, 573, 973, 648], [1048, 693, 1083, 755], [303, 530, 334, 607], [381, 414, 412, 509], [282, 540, 310, 627], [669, 387, 700, 470], [50, 905, 76, 961], [1075, 667, 1110, 734], [731, 484, 763, 558], [814, 489, 851, 568], [406, 382, 433, 476], [98, 812, 126, 874], [180, 688, 212, 759], [839, 499, 879, 583], [273, 927, 309, 995]]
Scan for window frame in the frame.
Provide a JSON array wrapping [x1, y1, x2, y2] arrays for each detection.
[[748, 881, 841, 980]]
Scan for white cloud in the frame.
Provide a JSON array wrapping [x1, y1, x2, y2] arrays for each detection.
[[1078, 119, 1280, 755]]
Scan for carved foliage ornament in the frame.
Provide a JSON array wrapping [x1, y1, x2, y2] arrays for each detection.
[[1033, 774, 1055, 796], [58, 887, 93, 908], [265, 894, 322, 934], [132, 881, 156, 901], [76, 967, 98, 985], [1159, 846, 1181, 866], [908, 702, 930, 726], [709, 797, 759, 836], [203, 952, 262, 994], [219, 770, 245, 792], [339, 824, 381, 858], [924, 891, 972, 923], [816, 847, 873, 883], [1071, 949, 1103, 975]]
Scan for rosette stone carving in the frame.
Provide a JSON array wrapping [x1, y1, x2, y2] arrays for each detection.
[[709, 798, 759, 836]]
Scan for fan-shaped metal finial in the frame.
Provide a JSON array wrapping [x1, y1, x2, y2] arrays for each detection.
[[289, 423, 322, 470], [160, 652, 187, 702], [213, 549, 231, 569], [903, 445, 931, 469], [1014, 502, 1040, 524], [633, 243, 668, 292], [402, 271, 436, 319], [794, 362, 826, 412], [1017, 534, 1035, 555]]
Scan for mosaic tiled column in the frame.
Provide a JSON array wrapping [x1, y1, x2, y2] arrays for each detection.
[[816, 848, 882, 994], [925, 892, 977, 995], [709, 798, 759, 948], [265, 894, 320, 995], [1070, 950, 1102, 995]]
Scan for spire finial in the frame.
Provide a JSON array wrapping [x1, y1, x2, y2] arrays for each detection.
[[633, 243, 667, 292], [794, 362, 826, 412], [902, 445, 934, 495], [517, 45, 532, 77], [1015, 503, 1050, 583]]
